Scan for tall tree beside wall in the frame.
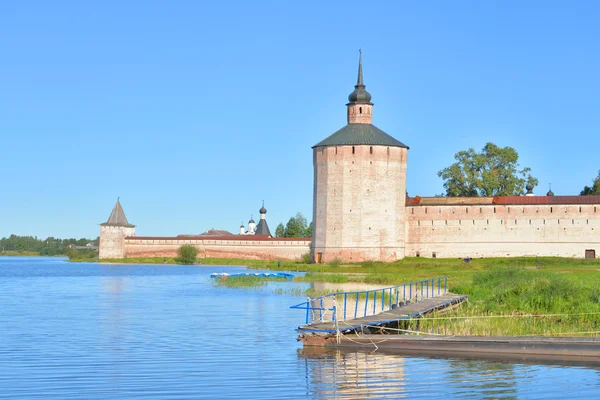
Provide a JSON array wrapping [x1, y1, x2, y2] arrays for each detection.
[[275, 213, 312, 238], [438, 142, 538, 197], [581, 170, 600, 195], [275, 223, 285, 238]]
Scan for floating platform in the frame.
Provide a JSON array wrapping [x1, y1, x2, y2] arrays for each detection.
[[301, 334, 600, 361], [298, 293, 468, 334], [210, 272, 294, 279]]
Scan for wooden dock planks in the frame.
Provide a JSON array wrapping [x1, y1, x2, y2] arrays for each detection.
[[298, 293, 467, 333]]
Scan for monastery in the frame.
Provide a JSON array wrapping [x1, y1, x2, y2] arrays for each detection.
[[99, 54, 600, 262]]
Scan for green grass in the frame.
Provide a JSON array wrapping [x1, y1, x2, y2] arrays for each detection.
[[0, 251, 41, 256], [408, 266, 600, 336]]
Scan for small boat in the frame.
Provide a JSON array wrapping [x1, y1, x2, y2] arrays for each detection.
[[210, 272, 294, 279]]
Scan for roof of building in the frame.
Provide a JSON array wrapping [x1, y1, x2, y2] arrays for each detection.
[[101, 199, 135, 227], [313, 123, 409, 148], [254, 219, 272, 236], [127, 235, 311, 242], [347, 50, 372, 105], [407, 195, 600, 206]]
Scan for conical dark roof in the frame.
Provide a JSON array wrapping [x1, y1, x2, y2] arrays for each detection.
[[255, 219, 272, 236], [101, 199, 135, 227], [313, 123, 409, 148]]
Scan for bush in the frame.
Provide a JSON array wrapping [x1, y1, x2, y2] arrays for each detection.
[[175, 245, 198, 265], [301, 252, 311, 264], [328, 257, 342, 268]]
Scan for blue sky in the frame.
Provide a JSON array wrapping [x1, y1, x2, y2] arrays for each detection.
[[1, 0, 600, 239]]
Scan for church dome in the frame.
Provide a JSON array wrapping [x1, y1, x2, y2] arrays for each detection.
[[547, 190, 555, 196], [348, 87, 372, 104], [259, 206, 267, 214], [526, 183, 534, 191], [249, 217, 255, 224]]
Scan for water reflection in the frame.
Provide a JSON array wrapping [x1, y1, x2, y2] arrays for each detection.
[[299, 347, 406, 399]]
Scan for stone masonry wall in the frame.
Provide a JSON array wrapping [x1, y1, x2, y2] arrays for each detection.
[[123, 238, 312, 261], [407, 204, 600, 258], [99, 225, 136, 259], [312, 144, 407, 263]]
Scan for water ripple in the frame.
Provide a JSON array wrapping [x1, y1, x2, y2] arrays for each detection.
[[1, 257, 599, 399]]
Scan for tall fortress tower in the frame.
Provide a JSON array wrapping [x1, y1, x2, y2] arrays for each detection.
[[312, 53, 409, 263]]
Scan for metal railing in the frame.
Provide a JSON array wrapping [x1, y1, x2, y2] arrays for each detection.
[[290, 277, 448, 325]]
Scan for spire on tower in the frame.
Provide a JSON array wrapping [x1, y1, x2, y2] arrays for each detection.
[[348, 50, 372, 104], [357, 49, 363, 86]]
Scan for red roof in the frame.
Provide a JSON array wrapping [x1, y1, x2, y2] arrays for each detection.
[[126, 235, 311, 242], [493, 195, 600, 205], [407, 195, 600, 206]]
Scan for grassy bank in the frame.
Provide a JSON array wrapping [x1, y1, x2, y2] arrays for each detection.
[[0, 251, 41, 256], [411, 267, 600, 336]]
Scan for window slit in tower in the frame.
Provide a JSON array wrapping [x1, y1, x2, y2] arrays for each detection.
[[352, 146, 355, 154], [359, 107, 362, 114], [370, 146, 373, 154], [335, 147, 337, 154], [387, 147, 390, 155]]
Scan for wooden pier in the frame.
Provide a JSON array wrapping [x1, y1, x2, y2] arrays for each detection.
[[298, 293, 468, 334]]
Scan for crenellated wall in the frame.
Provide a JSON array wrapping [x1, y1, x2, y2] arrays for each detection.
[[312, 144, 407, 263], [406, 203, 600, 258], [122, 237, 311, 261]]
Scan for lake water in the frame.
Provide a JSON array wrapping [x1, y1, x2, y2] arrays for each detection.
[[1, 257, 600, 399]]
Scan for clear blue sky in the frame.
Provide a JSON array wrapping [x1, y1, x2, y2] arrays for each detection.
[[2, 0, 600, 239]]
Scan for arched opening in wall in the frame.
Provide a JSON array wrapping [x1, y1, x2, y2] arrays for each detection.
[[370, 146, 373, 154], [432, 252, 437, 258], [551, 207, 553, 213], [580, 207, 582, 212], [359, 107, 363, 114], [352, 146, 355, 154], [416, 251, 420, 257], [494, 207, 496, 213]]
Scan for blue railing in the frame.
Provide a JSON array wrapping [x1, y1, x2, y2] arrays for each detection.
[[290, 277, 448, 325]]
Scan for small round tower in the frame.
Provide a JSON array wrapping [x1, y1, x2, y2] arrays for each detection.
[[311, 52, 409, 263]]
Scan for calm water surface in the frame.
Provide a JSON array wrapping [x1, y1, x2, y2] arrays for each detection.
[[1, 257, 600, 399]]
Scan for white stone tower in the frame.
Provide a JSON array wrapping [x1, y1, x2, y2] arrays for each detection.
[[311, 52, 409, 263], [99, 198, 136, 259]]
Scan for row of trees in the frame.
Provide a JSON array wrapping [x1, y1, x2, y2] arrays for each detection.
[[275, 213, 312, 238], [438, 142, 600, 197], [0, 235, 98, 255]]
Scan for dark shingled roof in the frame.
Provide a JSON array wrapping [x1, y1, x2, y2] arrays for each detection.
[[313, 123, 409, 148], [254, 219, 272, 236], [101, 199, 135, 227]]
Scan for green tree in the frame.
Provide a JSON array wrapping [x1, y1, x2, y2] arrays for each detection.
[[437, 142, 538, 197], [581, 170, 600, 195], [175, 244, 198, 264], [304, 221, 313, 238], [284, 212, 309, 238], [275, 223, 285, 238]]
